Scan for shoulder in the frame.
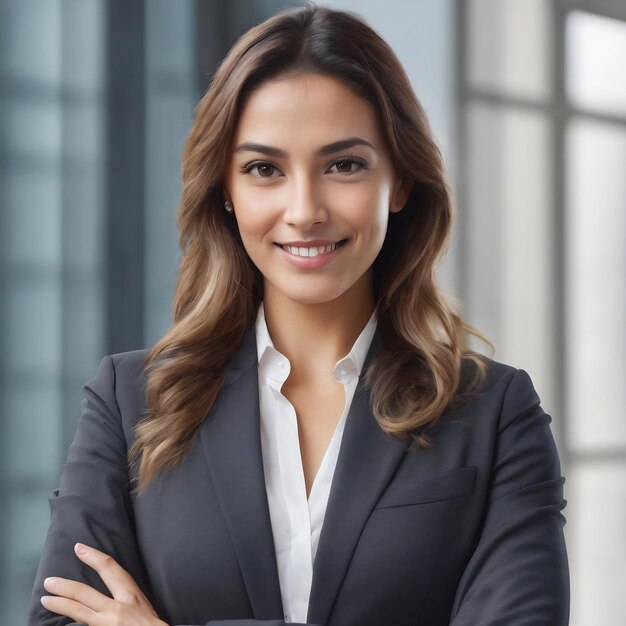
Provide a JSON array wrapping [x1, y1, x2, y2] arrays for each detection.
[[85, 349, 151, 431], [88, 348, 149, 392], [460, 352, 517, 394], [109, 348, 150, 380], [423, 355, 557, 482], [456, 353, 544, 428], [461, 355, 532, 393]]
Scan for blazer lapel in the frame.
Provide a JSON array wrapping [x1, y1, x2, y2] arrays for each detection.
[[199, 327, 284, 620], [307, 329, 411, 626]]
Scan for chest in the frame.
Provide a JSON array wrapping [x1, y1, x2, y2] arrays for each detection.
[[131, 407, 483, 626], [281, 377, 347, 497]]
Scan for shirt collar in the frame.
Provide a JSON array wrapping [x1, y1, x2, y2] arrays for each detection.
[[255, 302, 377, 385]]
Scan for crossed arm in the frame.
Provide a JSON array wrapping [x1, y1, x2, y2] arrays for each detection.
[[27, 356, 320, 626], [38, 543, 313, 626], [28, 357, 569, 625], [41, 545, 312, 626]]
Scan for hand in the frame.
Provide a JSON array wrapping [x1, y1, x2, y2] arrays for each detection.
[[41, 542, 169, 626]]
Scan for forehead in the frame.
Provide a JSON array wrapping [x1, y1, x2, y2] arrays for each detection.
[[232, 72, 383, 148]]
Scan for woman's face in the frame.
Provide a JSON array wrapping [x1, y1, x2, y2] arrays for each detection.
[[224, 71, 411, 308]]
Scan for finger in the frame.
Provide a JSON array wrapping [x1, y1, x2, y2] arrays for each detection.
[[74, 543, 152, 607], [43, 576, 111, 612], [41, 594, 97, 625]]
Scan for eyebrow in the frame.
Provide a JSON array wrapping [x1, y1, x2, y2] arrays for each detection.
[[233, 137, 376, 158]]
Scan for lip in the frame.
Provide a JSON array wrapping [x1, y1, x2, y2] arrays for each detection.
[[275, 239, 348, 269], [275, 239, 344, 247]]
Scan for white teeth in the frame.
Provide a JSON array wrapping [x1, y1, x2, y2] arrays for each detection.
[[281, 242, 339, 257]]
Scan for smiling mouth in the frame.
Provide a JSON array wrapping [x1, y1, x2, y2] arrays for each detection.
[[274, 239, 349, 257]]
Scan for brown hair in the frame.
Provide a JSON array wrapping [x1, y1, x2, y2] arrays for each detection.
[[128, 2, 493, 493]]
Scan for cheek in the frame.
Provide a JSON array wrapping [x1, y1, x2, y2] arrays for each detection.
[[234, 199, 277, 241], [342, 186, 390, 238]]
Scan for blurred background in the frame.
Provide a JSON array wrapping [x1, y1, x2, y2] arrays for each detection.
[[1, 0, 624, 624]]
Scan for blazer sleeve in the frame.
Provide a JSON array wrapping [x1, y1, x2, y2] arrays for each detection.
[[27, 355, 154, 626], [448, 368, 570, 625], [27, 356, 322, 626]]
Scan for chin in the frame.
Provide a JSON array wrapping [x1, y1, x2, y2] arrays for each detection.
[[282, 290, 345, 306], [266, 280, 351, 307]]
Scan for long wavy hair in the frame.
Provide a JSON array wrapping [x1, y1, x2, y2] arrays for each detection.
[[128, 3, 494, 493]]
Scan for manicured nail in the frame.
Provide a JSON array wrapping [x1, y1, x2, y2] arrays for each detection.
[[75, 542, 87, 555], [43, 577, 57, 590], [41, 596, 51, 605]]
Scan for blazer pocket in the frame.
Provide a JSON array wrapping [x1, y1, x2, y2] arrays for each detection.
[[374, 465, 477, 509]]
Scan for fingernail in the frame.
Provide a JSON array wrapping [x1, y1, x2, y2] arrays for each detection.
[[43, 577, 57, 590], [75, 542, 87, 555], [41, 596, 51, 605]]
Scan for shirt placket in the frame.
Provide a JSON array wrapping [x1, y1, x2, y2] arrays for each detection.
[[270, 358, 313, 622]]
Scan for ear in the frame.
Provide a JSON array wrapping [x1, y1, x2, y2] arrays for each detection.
[[390, 177, 414, 214]]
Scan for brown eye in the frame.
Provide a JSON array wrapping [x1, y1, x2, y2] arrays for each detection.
[[328, 157, 368, 174], [240, 161, 280, 178], [256, 163, 276, 177], [336, 160, 353, 172]]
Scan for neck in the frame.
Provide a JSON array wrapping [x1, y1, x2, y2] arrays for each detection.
[[262, 272, 376, 382]]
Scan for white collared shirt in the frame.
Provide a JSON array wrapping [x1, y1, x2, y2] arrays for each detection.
[[255, 302, 377, 623]]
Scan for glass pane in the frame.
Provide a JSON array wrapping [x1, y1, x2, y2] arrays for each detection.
[[7, 490, 55, 625], [0, 1, 106, 624], [465, 103, 557, 420], [567, 11, 626, 117], [566, 462, 626, 626], [144, 0, 195, 346], [5, 167, 61, 266], [566, 119, 626, 450], [5, 379, 62, 480], [468, 0, 552, 100], [2, 0, 61, 86]]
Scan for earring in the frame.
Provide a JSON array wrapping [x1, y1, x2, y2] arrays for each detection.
[[224, 200, 233, 213]]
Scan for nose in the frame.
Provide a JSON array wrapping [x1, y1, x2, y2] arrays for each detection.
[[282, 174, 327, 230]]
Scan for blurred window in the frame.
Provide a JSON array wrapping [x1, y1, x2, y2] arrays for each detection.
[[0, 1, 106, 622], [0, 1, 305, 623], [566, 11, 626, 116], [461, 2, 626, 624], [566, 119, 626, 451], [565, 10, 626, 625], [468, 0, 552, 101]]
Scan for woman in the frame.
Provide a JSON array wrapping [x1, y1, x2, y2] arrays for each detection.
[[28, 4, 569, 626]]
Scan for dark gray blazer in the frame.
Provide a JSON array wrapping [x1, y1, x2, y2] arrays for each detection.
[[28, 327, 569, 626]]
